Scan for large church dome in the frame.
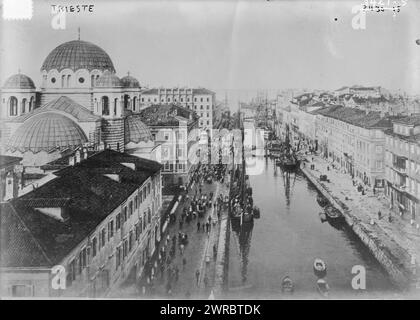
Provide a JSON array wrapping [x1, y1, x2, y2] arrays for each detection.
[[6, 113, 88, 153], [41, 40, 116, 73]]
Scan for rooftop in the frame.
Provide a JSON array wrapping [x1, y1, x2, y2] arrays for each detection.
[[0, 150, 161, 268], [139, 104, 199, 127], [314, 105, 394, 129], [11, 96, 101, 123], [0, 155, 22, 169]]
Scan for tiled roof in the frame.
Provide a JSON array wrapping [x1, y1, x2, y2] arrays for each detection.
[[11, 96, 101, 123], [141, 88, 159, 95], [192, 88, 215, 95], [5, 113, 88, 154], [1, 150, 161, 267], [40, 150, 97, 171], [41, 40, 115, 73], [0, 202, 52, 268], [391, 115, 420, 126], [3, 73, 35, 89], [315, 106, 393, 129], [0, 155, 22, 169], [140, 104, 199, 127]]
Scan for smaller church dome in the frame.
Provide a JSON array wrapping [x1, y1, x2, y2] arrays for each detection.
[[95, 71, 122, 88], [6, 113, 88, 153], [3, 73, 35, 89], [121, 74, 140, 88], [125, 115, 152, 144]]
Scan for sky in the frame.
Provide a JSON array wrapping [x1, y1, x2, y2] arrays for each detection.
[[1, 0, 420, 107]]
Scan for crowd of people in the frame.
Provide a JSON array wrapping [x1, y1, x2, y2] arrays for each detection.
[[139, 163, 229, 298]]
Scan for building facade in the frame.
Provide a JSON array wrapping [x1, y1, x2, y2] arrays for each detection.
[[384, 117, 420, 221], [314, 106, 392, 188], [140, 104, 200, 187], [0, 150, 162, 298], [140, 87, 215, 130]]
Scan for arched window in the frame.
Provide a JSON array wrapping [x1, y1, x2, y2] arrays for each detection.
[[9, 96, 18, 116], [101, 96, 109, 116], [61, 75, 65, 87], [133, 97, 137, 111], [124, 95, 130, 109], [67, 75, 71, 87], [21, 98, 26, 114], [114, 98, 118, 115], [29, 96, 34, 112], [91, 75, 95, 87]]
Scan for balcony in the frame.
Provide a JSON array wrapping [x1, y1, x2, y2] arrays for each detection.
[[392, 182, 407, 192], [391, 163, 407, 175]]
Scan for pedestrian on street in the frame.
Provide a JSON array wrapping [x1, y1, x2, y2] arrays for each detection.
[[195, 269, 200, 286], [388, 212, 392, 223], [378, 210, 382, 220], [197, 221, 201, 232], [204, 275, 209, 288], [213, 244, 217, 259], [175, 267, 180, 281], [180, 243, 185, 255]]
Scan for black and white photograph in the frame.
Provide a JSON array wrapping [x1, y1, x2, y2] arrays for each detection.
[[0, 0, 419, 303]]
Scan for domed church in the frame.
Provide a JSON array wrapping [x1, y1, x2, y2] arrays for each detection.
[[0, 39, 153, 167]]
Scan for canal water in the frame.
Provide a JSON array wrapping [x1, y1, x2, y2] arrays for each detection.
[[227, 158, 398, 299]]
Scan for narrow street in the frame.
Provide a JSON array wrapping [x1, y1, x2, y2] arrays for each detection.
[[135, 165, 230, 299]]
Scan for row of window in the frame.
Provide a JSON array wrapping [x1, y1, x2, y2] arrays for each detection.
[[141, 96, 210, 103], [66, 181, 156, 285], [7, 96, 35, 116], [163, 162, 187, 172], [386, 136, 420, 157], [96, 95, 139, 116]]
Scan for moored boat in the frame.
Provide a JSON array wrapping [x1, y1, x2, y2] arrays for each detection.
[[324, 206, 344, 220], [281, 276, 294, 293], [316, 279, 330, 298], [319, 211, 327, 222], [253, 206, 260, 219], [316, 194, 329, 207], [313, 258, 327, 278]]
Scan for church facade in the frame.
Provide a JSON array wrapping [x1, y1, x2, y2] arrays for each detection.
[[0, 39, 154, 168]]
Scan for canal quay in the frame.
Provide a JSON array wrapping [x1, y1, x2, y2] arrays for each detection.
[[225, 157, 400, 299]]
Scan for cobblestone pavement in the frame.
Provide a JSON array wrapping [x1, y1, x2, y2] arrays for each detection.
[[304, 154, 420, 276]]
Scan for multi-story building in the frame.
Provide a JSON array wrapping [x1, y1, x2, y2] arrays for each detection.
[[140, 87, 215, 130], [315, 106, 392, 188], [139, 104, 200, 187], [384, 116, 420, 221], [0, 149, 162, 298]]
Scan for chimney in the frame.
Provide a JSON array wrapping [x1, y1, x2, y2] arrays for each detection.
[[35, 206, 69, 222], [69, 156, 75, 166]]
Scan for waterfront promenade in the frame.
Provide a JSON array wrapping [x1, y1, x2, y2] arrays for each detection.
[[302, 154, 420, 291]]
